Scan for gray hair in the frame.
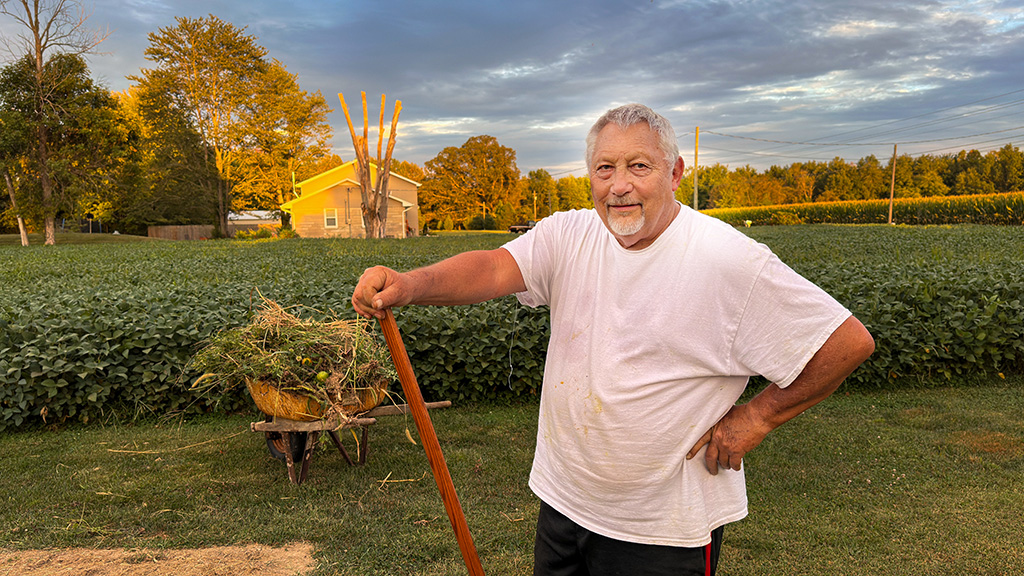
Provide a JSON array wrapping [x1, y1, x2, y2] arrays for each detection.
[[585, 103, 679, 172]]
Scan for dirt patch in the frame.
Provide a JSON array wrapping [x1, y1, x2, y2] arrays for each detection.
[[0, 543, 316, 576], [949, 430, 1024, 461]]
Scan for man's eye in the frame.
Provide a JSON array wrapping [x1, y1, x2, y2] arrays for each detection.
[[595, 165, 613, 175], [631, 163, 652, 174]]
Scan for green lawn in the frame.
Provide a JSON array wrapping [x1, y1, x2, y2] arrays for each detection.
[[0, 231, 158, 246], [3, 379, 1022, 575], [3, 225, 1024, 574]]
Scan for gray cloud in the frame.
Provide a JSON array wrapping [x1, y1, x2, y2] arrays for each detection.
[[3, 0, 1020, 173]]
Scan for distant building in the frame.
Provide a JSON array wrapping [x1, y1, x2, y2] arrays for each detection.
[[281, 160, 420, 238], [228, 210, 282, 233]]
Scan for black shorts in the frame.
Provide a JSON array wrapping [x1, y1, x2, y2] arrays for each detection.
[[533, 501, 724, 576]]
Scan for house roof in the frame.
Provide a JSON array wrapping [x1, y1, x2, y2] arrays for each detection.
[[282, 160, 419, 212], [295, 159, 421, 189]]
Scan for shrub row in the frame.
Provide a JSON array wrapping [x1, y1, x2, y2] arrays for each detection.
[[3, 226, 1024, 431], [703, 191, 1024, 226]]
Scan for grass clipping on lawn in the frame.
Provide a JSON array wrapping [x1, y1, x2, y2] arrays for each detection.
[[189, 299, 396, 423]]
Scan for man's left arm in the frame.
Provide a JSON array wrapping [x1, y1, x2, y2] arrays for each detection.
[[687, 315, 875, 475]]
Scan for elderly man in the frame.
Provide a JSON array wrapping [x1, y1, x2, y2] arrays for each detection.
[[352, 103, 874, 576]]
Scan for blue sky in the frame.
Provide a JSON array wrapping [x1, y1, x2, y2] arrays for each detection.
[[3, 0, 1023, 175]]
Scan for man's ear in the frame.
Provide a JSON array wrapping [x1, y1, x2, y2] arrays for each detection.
[[671, 156, 685, 189]]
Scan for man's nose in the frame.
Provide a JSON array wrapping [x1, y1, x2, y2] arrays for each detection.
[[609, 167, 634, 195]]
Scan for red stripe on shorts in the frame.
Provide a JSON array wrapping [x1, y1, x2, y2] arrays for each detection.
[[704, 534, 713, 576]]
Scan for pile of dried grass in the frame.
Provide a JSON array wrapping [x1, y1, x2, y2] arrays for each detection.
[[190, 299, 395, 421]]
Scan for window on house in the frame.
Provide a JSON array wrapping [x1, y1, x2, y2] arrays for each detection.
[[324, 208, 338, 228]]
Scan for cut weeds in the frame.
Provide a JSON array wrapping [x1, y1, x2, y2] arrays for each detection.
[[188, 298, 396, 422]]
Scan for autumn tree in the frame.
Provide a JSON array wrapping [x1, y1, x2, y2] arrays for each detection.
[[0, 0, 110, 244], [526, 169, 556, 218], [131, 15, 331, 236], [419, 135, 520, 228], [109, 85, 217, 234], [391, 159, 425, 183], [232, 59, 332, 216], [555, 174, 591, 212]]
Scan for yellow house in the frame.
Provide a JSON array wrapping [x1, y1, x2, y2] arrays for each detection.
[[281, 160, 420, 238]]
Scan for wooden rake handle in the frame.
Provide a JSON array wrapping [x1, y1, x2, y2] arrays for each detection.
[[378, 309, 485, 576]]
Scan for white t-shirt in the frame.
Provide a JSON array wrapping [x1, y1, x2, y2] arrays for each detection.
[[502, 203, 850, 547]]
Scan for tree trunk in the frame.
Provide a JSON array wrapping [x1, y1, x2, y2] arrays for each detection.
[[37, 130, 56, 245], [214, 148, 231, 237], [4, 172, 29, 246]]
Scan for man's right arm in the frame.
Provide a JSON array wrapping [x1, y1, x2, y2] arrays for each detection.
[[351, 247, 527, 319]]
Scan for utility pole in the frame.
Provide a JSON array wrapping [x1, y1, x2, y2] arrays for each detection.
[[888, 144, 897, 225], [693, 127, 700, 210]]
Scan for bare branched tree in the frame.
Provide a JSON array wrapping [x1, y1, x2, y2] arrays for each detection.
[[0, 0, 109, 244], [338, 92, 401, 239]]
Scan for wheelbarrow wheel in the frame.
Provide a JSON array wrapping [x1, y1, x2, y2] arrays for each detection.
[[265, 431, 308, 463]]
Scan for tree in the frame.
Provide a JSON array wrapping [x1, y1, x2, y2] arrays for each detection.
[[886, 154, 919, 199], [391, 159, 425, 183], [526, 169, 556, 218], [0, 0, 110, 244], [132, 15, 266, 236], [912, 155, 950, 198], [679, 163, 729, 209], [232, 59, 332, 214], [0, 109, 30, 244], [853, 156, 887, 200], [419, 135, 520, 227], [109, 85, 217, 234], [0, 53, 127, 239], [337, 91, 401, 239], [991, 144, 1024, 193], [555, 174, 591, 212], [708, 165, 768, 208], [131, 15, 330, 236], [815, 157, 857, 202], [952, 168, 996, 196]]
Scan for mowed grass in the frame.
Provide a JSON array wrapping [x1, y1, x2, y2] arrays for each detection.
[[2, 379, 1023, 575], [0, 232, 159, 246], [3, 225, 1024, 574]]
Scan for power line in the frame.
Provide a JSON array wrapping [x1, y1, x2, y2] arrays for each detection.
[[697, 87, 1024, 167], [702, 124, 1024, 147]]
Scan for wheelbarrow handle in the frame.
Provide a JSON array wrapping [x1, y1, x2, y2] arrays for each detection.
[[378, 309, 485, 576]]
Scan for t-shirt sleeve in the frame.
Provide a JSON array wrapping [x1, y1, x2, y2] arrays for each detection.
[[502, 217, 558, 308], [730, 255, 851, 387]]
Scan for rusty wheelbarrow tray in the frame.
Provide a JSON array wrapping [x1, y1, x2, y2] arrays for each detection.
[[250, 400, 451, 485]]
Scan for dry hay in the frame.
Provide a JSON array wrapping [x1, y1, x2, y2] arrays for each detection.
[[0, 543, 315, 576], [190, 298, 396, 423]]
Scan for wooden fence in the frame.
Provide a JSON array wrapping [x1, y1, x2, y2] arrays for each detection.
[[147, 225, 215, 241]]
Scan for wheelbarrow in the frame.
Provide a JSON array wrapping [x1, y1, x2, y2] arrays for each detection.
[[257, 310, 485, 575], [250, 400, 451, 484]]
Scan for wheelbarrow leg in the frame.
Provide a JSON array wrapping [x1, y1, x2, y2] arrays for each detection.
[[358, 425, 369, 465], [298, 431, 318, 484], [283, 433, 299, 484], [327, 425, 370, 466], [327, 429, 354, 466], [283, 431, 319, 485]]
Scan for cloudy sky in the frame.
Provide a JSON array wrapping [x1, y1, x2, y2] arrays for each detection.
[[4, 0, 1023, 176]]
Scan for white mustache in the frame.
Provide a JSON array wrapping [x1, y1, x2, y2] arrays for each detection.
[[606, 196, 641, 207]]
